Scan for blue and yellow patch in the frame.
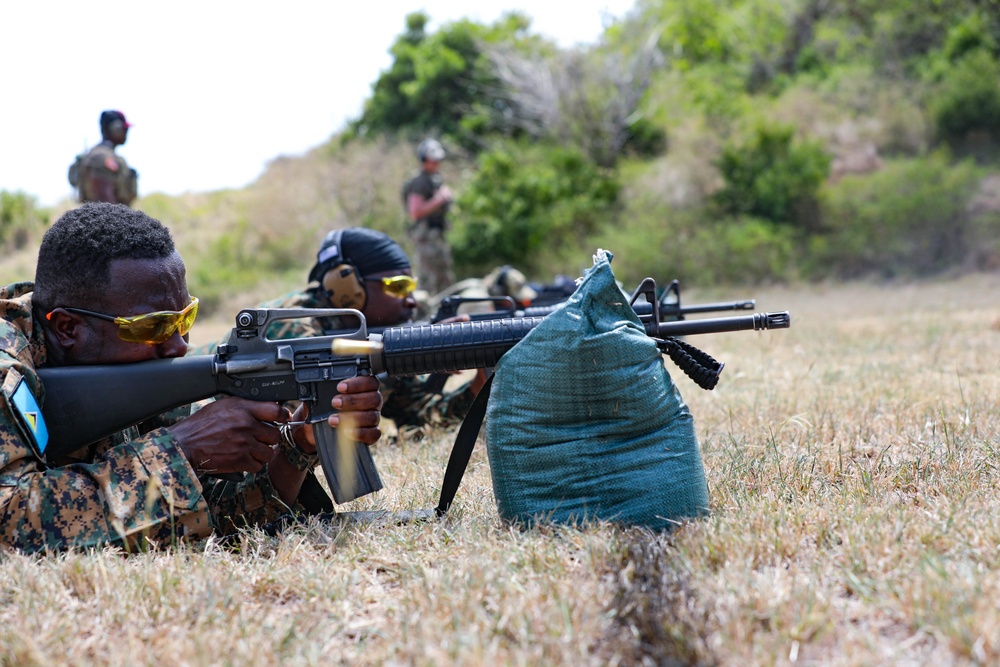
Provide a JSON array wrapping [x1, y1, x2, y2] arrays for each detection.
[[11, 378, 48, 456]]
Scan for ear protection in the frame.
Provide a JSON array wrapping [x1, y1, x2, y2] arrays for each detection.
[[315, 230, 367, 310]]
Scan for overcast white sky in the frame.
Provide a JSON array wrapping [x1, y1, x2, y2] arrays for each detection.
[[2, 1, 636, 207]]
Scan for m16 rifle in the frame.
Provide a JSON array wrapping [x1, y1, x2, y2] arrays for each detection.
[[430, 278, 755, 324], [37, 277, 790, 508]]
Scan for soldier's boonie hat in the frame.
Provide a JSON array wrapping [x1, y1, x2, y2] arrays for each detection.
[[100, 110, 132, 129]]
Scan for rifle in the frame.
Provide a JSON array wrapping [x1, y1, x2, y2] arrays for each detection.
[[37, 279, 790, 507], [423, 278, 755, 393], [430, 278, 755, 324]]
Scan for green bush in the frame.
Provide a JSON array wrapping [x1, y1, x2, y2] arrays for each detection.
[[0, 191, 48, 250], [678, 217, 798, 284], [931, 49, 1000, 143], [585, 194, 689, 287], [451, 141, 620, 276], [349, 11, 539, 145], [811, 152, 983, 278], [186, 217, 310, 315], [589, 193, 797, 287], [622, 118, 669, 158], [713, 124, 831, 229], [966, 208, 1000, 271]]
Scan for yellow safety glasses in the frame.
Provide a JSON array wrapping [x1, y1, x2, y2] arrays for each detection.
[[48, 297, 200, 345], [366, 275, 418, 298]]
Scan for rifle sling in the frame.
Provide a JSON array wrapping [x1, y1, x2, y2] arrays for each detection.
[[297, 471, 336, 514], [435, 373, 494, 516], [275, 375, 491, 525]]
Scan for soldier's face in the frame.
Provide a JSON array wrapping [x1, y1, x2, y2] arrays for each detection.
[[360, 269, 417, 327], [61, 252, 192, 365], [109, 124, 128, 145]]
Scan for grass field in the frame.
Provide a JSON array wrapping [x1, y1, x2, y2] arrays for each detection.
[[1, 273, 998, 666]]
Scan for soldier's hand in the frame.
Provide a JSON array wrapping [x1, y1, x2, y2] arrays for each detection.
[[437, 186, 453, 203], [328, 375, 383, 446], [437, 313, 469, 325], [169, 397, 284, 474], [470, 368, 490, 396]]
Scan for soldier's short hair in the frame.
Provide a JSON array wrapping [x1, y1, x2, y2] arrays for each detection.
[[34, 202, 175, 313]]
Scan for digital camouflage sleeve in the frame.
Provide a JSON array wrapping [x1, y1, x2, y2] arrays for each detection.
[[145, 405, 308, 534], [0, 283, 211, 552]]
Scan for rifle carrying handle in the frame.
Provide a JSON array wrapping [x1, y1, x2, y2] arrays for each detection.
[[314, 419, 383, 505]]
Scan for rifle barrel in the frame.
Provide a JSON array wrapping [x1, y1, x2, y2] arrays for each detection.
[[651, 311, 789, 337], [670, 299, 756, 314], [367, 311, 789, 377]]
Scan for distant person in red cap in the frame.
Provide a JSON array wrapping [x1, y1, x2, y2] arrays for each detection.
[[68, 110, 139, 206]]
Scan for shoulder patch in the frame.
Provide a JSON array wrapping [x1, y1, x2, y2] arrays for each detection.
[[11, 378, 48, 456], [104, 156, 120, 172]]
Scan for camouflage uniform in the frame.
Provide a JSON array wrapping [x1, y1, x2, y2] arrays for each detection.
[[405, 170, 455, 296], [259, 290, 478, 430], [78, 141, 137, 205], [0, 283, 298, 552]]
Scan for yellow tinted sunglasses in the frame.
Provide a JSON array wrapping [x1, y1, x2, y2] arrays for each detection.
[[366, 275, 417, 298], [49, 297, 200, 345]]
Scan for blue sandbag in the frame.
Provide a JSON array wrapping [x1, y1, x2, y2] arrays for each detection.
[[485, 251, 709, 530]]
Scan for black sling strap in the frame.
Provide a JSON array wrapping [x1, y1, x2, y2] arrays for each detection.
[[260, 376, 493, 537], [297, 470, 336, 514], [435, 373, 494, 516]]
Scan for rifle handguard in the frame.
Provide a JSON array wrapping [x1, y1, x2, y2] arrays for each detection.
[[333, 311, 790, 388], [368, 317, 546, 377]]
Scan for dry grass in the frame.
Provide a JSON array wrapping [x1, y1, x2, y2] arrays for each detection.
[[2, 273, 999, 666]]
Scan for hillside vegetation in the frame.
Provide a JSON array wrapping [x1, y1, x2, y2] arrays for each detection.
[[3, 0, 1000, 314]]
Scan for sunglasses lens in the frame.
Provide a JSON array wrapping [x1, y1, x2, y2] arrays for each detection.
[[116, 316, 173, 344], [381, 276, 417, 297], [115, 298, 200, 345], [179, 299, 199, 335]]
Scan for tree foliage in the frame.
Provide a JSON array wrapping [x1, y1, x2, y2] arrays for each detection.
[[931, 49, 1000, 143], [350, 12, 539, 143], [0, 191, 47, 250], [336, 0, 1000, 284], [450, 142, 620, 275], [814, 152, 986, 277], [713, 124, 831, 228], [484, 32, 666, 167]]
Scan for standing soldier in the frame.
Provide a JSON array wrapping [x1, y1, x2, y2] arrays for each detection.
[[69, 110, 139, 206], [403, 138, 455, 296]]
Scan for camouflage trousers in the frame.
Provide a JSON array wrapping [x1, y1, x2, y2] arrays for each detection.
[[410, 223, 455, 297]]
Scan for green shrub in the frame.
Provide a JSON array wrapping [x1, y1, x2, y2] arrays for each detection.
[[931, 49, 1000, 143], [451, 141, 620, 276], [0, 191, 48, 250], [350, 11, 539, 145], [622, 117, 669, 159], [678, 217, 798, 284], [713, 124, 831, 229], [589, 195, 797, 286], [586, 195, 690, 287], [185, 216, 310, 315], [967, 208, 1000, 271], [811, 152, 983, 278]]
